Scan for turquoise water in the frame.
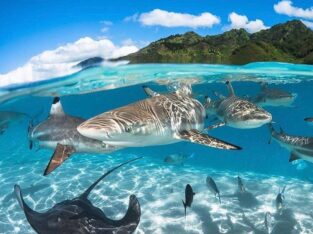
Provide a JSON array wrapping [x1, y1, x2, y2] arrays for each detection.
[[0, 62, 313, 233]]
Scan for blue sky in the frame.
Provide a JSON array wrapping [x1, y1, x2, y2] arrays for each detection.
[[0, 0, 312, 73]]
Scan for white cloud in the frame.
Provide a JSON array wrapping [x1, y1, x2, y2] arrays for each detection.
[[124, 13, 139, 22], [274, 1, 313, 20], [227, 12, 269, 33], [100, 20, 113, 33], [0, 37, 139, 87], [137, 9, 220, 28], [301, 19, 313, 29]]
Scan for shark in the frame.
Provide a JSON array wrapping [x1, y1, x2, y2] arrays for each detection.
[[29, 97, 120, 175], [205, 81, 272, 129], [14, 157, 141, 234], [77, 85, 241, 150], [304, 117, 313, 124], [252, 82, 296, 107], [0, 111, 28, 134], [269, 123, 313, 164]]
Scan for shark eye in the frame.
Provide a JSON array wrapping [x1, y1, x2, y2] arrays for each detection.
[[125, 126, 132, 133]]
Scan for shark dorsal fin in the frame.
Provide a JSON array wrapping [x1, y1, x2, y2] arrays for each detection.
[[225, 81, 235, 96], [50, 97, 65, 116], [79, 157, 142, 200], [176, 83, 192, 97]]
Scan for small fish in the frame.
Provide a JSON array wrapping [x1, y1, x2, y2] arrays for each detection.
[[163, 153, 194, 165], [206, 176, 221, 204], [276, 186, 286, 212], [304, 117, 313, 123], [237, 176, 246, 193], [182, 184, 195, 218]]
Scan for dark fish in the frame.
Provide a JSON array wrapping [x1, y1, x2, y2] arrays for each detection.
[[182, 184, 195, 218], [14, 157, 141, 234], [304, 117, 313, 122], [206, 176, 221, 204], [276, 186, 286, 212], [237, 176, 246, 193]]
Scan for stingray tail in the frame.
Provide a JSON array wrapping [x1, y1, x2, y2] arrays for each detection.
[[182, 200, 187, 219], [218, 193, 221, 204], [80, 157, 142, 199]]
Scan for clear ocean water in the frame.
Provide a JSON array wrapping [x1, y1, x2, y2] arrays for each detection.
[[0, 62, 313, 233]]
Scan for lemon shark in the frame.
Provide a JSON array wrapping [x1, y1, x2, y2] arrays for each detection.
[[205, 81, 272, 129], [14, 157, 141, 234], [29, 97, 120, 175], [77, 85, 241, 150], [269, 123, 313, 164]]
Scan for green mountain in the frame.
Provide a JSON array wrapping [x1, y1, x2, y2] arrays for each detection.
[[115, 20, 313, 65]]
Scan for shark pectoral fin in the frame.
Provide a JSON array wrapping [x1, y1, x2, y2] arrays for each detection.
[[289, 152, 300, 162], [43, 144, 75, 176], [205, 122, 225, 131], [175, 129, 241, 150], [142, 85, 160, 97]]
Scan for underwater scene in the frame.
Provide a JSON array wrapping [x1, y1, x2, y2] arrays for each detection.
[[0, 62, 313, 233]]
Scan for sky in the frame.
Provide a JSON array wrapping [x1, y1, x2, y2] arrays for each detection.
[[0, 0, 312, 85]]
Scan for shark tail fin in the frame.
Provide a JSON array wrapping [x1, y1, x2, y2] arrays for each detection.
[[27, 122, 33, 150], [182, 200, 187, 219], [80, 157, 142, 200]]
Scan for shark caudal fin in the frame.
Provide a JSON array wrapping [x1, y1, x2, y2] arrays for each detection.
[[80, 157, 142, 200], [43, 144, 76, 176], [142, 86, 160, 97], [225, 81, 235, 96], [50, 97, 65, 117], [175, 129, 241, 150], [182, 200, 187, 218]]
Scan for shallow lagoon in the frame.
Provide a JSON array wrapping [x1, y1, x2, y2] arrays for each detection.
[[0, 63, 313, 233]]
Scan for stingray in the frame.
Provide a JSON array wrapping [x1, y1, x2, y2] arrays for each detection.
[[14, 157, 141, 234]]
